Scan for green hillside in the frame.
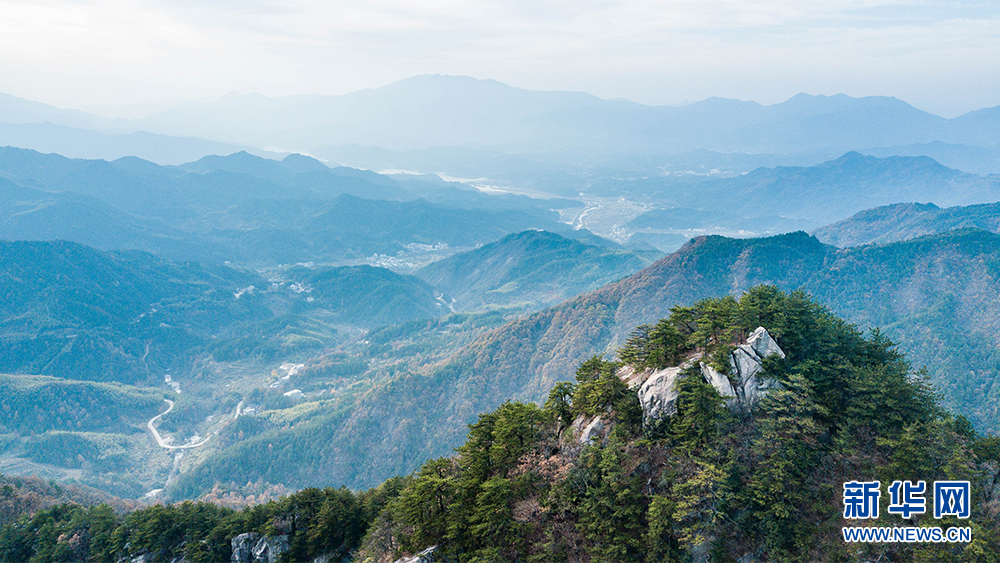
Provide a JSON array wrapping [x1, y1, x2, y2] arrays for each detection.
[[0, 240, 268, 383], [0, 375, 165, 435], [814, 201, 1000, 247], [0, 240, 453, 384], [294, 264, 448, 326], [415, 230, 655, 311], [0, 374, 174, 497]]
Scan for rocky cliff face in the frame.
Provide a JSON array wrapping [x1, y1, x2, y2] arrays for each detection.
[[637, 366, 686, 421], [391, 545, 439, 563], [726, 326, 785, 411], [632, 327, 785, 424], [230, 533, 289, 563]]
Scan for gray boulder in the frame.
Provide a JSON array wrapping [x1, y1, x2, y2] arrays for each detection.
[[638, 366, 684, 422], [570, 414, 608, 445], [747, 326, 784, 360], [392, 545, 439, 563], [252, 535, 289, 563], [231, 533, 289, 563], [729, 327, 784, 411], [580, 416, 605, 444], [231, 533, 260, 563], [700, 362, 736, 401]]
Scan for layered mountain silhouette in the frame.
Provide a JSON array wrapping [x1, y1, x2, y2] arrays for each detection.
[[627, 152, 1000, 235], [4, 76, 1000, 171], [0, 147, 580, 265], [126, 76, 1000, 156]]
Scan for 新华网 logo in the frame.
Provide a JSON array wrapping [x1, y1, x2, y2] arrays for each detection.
[[841, 480, 972, 543]]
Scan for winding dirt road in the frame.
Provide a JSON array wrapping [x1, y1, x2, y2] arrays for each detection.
[[147, 399, 211, 450]]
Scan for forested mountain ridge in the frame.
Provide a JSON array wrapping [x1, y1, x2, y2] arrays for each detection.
[[341, 228, 1000, 488], [0, 240, 458, 383], [0, 239, 265, 383], [814, 200, 1000, 247], [4, 289, 998, 562], [357, 289, 1000, 562], [439, 229, 1000, 432], [415, 230, 656, 312], [443, 232, 832, 405]]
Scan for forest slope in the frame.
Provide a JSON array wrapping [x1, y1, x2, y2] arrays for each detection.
[[415, 230, 655, 312], [170, 229, 1000, 495], [444, 229, 1000, 431], [814, 200, 1000, 247], [0, 240, 450, 384]]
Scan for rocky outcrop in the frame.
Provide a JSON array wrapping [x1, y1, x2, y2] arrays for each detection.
[[699, 362, 736, 401], [392, 545, 439, 563], [638, 366, 684, 422], [231, 533, 289, 563], [253, 535, 289, 563], [636, 327, 785, 423], [581, 416, 605, 444], [571, 414, 608, 445], [232, 534, 259, 563], [617, 364, 645, 389], [728, 327, 785, 411]]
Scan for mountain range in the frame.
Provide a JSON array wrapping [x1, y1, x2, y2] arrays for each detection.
[[165, 227, 1000, 497], [625, 152, 1000, 236], [4, 75, 1000, 177], [121, 76, 1000, 157], [0, 147, 591, 266], [814, 200, 1000, 247], [6, 144, 997, 262]]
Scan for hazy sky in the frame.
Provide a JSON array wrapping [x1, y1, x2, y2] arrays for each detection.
[[1, 0, 997, 117]]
